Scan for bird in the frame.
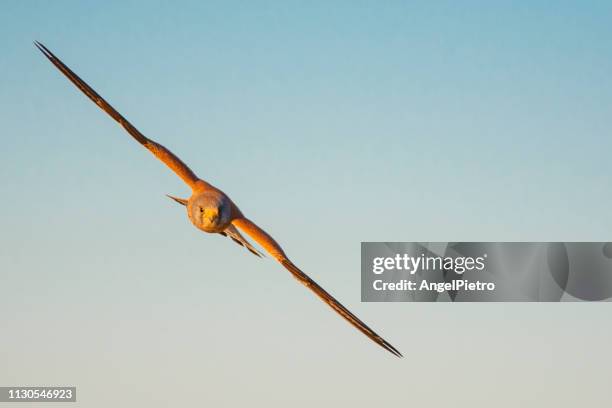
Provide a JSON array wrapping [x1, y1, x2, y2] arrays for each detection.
[[34, 41, 402, 358]]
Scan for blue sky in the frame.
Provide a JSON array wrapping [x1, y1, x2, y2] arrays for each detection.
[[1, 1, 612, 406]]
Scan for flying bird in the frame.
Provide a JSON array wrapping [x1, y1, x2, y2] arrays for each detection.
[[35, 41, 401, 357]]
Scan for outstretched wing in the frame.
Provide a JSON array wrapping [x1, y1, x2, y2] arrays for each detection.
[[35, 41, 201, 189], [232, 217, 402, 357], [220, 225, 264, 258]]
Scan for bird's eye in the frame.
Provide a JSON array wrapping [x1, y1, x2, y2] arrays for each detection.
[[200, 207, 204, 213]]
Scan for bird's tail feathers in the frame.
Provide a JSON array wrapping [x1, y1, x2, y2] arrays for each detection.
[[166, 194, 188, 206], [221, 225, 264, 258]]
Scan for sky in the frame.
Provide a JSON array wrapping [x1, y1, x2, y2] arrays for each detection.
[[1, 1, 612, 406]]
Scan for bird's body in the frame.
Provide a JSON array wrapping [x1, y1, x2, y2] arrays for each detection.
[[35, 41, 401, 357]]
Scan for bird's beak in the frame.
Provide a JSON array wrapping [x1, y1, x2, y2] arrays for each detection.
[[166, 194, 188, 206], [204, 208, 219, 223]]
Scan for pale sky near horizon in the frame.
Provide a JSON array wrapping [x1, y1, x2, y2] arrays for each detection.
[[1, 1, 612, 407]]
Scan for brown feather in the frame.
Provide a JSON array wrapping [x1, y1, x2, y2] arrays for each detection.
[[232, 217, 402, 357], [34, 41, 201, 189]]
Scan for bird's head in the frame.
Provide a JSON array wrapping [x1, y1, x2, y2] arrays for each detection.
[[181, 190, 232, 233]]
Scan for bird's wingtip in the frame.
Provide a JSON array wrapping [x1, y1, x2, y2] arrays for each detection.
[[33, 40, 50, 57], [393, 347, 403, 358], [379, 338, 402, 358]]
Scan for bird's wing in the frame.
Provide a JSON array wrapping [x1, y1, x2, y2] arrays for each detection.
[[34, 41, 201, 189], [220, 225, 264, 258], [232, 217, 402, 357]]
